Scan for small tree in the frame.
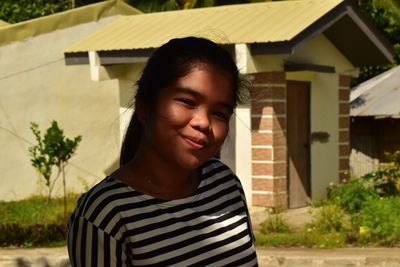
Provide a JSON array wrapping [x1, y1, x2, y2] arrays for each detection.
[[29, 121, 82, 222]]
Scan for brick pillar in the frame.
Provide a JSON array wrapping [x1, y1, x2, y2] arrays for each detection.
[[250, 72, 287, 208], [338, 75, 351, 181]]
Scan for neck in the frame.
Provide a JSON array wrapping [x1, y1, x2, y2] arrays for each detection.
[[118, 148, 201, 200]]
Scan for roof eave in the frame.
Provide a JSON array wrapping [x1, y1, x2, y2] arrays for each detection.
[[64, 0, 394, 67], [323, 1, 393, 66], [0, 1, 142, 46]]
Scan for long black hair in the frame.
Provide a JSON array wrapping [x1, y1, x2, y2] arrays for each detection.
[[120, 37, 245, 166]]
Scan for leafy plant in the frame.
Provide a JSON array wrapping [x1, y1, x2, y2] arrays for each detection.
[[364, 169, 400, 196], [360, 196, 400, 245], [355, 151, 400, 198], [309, 204, 349, 233], [327, 179, 379, 213], [260, 211, 291, 234], [353, 0, 400, 85], [384, 150, 400, 168], [28, 121, 81, 222], [0, 222, 67, 247], [0, 0, 106, 23]]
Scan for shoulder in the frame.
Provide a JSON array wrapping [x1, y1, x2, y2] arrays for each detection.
[[201, 158, 233, 176], [198, 158, 244, 195], [201, 158, 243, 187], [69, 177, 136, 233]]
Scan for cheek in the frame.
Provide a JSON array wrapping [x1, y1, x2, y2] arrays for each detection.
[[156, 104, 190, 127], [213, 122, 230, 144]]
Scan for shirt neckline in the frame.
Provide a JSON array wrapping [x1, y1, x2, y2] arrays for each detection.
[[108, 166, 208, 206]]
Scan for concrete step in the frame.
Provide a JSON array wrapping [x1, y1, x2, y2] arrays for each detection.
[[0, 247, 69, 267], [258, 247, 400, 267]]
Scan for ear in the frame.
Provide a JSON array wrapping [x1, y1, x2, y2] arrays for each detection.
[[136, 99, 147, 124]]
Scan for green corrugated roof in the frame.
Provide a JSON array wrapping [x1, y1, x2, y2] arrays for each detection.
[[65, 0, 343, 52], [0, 0, 141, 46]]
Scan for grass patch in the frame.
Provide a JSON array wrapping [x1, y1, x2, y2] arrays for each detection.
[[0, 194, 79, 247], [0, 194, 79, 224], [255, 208, 347, 249], [255, 231, 346, 248]]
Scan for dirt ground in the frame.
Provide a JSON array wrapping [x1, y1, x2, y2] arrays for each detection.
[[250, 206, 314, 232]]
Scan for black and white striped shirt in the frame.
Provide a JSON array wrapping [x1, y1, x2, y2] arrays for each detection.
[[68, 159, 258, 266]]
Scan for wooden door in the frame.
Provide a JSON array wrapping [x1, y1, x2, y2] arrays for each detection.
[[287, 81, 311, 208]]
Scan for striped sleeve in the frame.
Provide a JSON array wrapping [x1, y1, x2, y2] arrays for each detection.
[[68, 215, 127, 267], [234, 175, 257, 244]]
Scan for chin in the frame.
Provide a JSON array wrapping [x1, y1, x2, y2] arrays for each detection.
[[179, 156, 208, 171]]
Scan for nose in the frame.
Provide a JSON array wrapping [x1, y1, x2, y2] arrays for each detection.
[[190, 109, 211, 132]]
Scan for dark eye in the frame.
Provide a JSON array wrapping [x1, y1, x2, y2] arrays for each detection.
[[214, 111, 230, 121], [177, 98, 196, 107]]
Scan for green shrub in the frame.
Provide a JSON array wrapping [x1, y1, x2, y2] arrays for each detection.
[[385, 150, 400, 168], [0, 194, 79, 247], [360, 196, 400, 245], [327, 151, 400, 214], [0, 223, 66, 247], [0, 194, 78, 225], [361, 169, 400, 197], [260, 213, 291, 234], [310, 204, 349, 233], [29, 121, 82, 223], [327, 179, 379, 213]]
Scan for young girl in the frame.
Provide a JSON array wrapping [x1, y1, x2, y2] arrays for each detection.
[[68, 37, 258, 266]]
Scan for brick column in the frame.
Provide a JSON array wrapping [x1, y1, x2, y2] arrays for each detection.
[[250, 72, 287, 208], [338, 75, 351, 181]]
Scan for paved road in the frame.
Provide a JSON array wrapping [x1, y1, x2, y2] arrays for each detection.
[[1, 246, 400, 266]]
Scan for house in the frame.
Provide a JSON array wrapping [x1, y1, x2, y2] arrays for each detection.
[[0, 1, 141, 201], [63, 0, 392, 208], [350, 65, 400, 177]]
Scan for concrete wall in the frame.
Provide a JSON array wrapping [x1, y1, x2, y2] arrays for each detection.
[[0, 17, 123, 201]]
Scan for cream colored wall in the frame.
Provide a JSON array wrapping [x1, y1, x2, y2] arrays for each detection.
[[248, 34, 355, 200], [0, 17, 122, 201], [118, 78, 138, 145], [251, 35, 356, 75], [288, 34, 357, 75]]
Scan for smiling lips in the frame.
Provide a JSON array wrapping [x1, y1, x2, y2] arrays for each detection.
[[183, 136, 207, 149]]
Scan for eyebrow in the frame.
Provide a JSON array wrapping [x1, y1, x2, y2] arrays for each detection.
[[176, 87, 235, 111]]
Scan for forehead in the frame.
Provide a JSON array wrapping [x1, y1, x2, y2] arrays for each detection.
[[177, 66, 235, 98]]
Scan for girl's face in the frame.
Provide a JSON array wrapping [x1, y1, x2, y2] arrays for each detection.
[[141, 65, 235, 171]]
